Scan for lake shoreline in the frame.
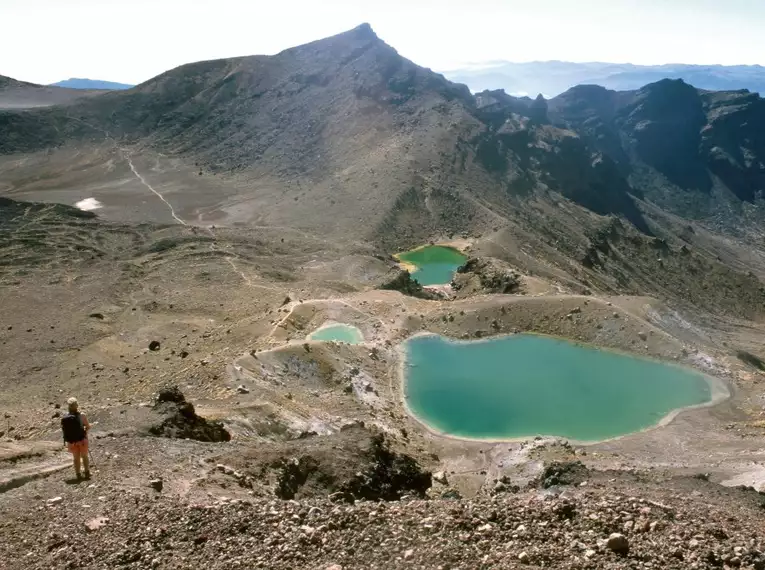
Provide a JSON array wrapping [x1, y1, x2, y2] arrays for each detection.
[[397, 331, 731, 446], [393, 244, 468, 286], [307, 322, 365, 344]]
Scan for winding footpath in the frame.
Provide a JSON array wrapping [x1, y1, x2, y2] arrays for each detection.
[[123, 152, 187, 226], [63, 114, 187, 227]]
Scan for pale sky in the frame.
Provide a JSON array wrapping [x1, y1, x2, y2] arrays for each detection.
[[2, 0, 764, 85]]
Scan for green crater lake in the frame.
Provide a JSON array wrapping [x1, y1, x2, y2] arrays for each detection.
[[403, 334, 721, 442], [308, 323, 364, 344], [396, 245, 467, 286]]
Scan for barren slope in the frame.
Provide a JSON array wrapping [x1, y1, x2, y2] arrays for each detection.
[[1, 26, 765, 569]]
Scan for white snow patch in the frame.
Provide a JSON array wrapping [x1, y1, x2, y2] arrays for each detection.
[[75, 198, 103, 211]]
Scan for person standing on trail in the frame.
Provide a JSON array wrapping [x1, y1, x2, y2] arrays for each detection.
[[61, 397, 90, 480]]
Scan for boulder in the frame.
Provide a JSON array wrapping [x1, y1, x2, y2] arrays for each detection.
[[607, 533, 629, 555]]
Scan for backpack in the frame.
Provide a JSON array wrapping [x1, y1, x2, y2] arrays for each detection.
[[61, 412, 86, 443]]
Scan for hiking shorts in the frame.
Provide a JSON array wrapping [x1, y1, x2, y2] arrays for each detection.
[[67, 439, 88, 454]]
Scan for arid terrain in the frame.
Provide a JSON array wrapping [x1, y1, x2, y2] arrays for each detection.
[[1, 24, 764, 569]]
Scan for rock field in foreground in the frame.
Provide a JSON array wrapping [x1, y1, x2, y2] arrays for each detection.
[[2, 478, 763, 570]]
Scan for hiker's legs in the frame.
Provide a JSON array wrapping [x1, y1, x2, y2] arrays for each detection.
[[72, 450, 82, 477], [82, 450, 90, 477]]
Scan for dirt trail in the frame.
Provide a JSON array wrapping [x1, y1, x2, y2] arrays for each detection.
[[124, 153, 187, 225], [204, 225, 280, 290], [225, 257, 252, 286], [60, 115, 187, 227]]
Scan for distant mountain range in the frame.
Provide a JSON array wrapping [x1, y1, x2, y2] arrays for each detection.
[[50, 78, 133, 90], [443, 61, 765, 97]]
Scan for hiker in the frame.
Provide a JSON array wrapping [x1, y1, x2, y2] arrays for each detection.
[[61, 397, 90, 480]]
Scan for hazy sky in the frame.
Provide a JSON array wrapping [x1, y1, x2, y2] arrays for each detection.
[[2, 0, 764, 85]]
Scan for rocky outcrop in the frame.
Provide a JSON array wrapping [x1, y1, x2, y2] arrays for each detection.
[[453, 257, 522, 295], [736, 350, 765, 371], [379, 269, 440, 299], [148, 386, 230, 442], [272, 434, 431, 502], [538, 460, 589, 488], [274, 456, 320, 500], [338, 434, 431, 501]]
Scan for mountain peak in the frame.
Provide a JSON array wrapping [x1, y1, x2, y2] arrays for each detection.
[[639, 77, 693, 93], [354, 22, 376, 37]]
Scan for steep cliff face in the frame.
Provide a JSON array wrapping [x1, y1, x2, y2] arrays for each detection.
[[472, 88, 649, 232], [700, 90, 765, 202], [548, 79, 765, 225], [621, 79, 710, 192]]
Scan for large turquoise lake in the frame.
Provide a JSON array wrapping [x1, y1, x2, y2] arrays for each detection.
[[396, 246, 467, 286], [403, 334, 720, 441]]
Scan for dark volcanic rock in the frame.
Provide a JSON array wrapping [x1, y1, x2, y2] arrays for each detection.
[[274, 456, 321, 500], [539, 460, 588, 488], [339, 434, 432, 501], [149, 385, 230, 442], [379, 269, 440, 299], [270, 433, 431, 502], [736, 350, 765, 371], [701, 89, 765, 202], [154, 385, 186, 405], [623, 79, 710, 192], [453, 257, 521, 294]]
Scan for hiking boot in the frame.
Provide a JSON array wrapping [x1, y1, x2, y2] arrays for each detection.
[[83, 470, 91, 480]]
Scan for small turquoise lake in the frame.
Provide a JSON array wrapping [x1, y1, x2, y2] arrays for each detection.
[[308, 324, 364, 344], [396, 245, 467, 286], [403, 334, 721, 442]]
